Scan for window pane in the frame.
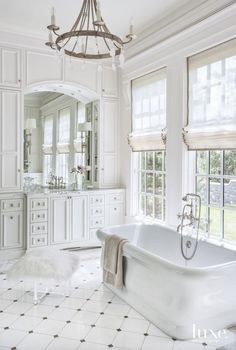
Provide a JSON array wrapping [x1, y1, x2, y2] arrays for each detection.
[[154, 197, 162, 220], [57, 154, 69, 183], [141, 172, 145, 192], [209, 207, 221, 237], [146, 196, 153, 217], [155, 152, 162, 171], [44, 116, 53, 145], [210, 151, 221, 175], [196, 176, 207, 204], [224, 150, 236, 176], [146, 152, 153, 170], [146, 173, 153, 193], [224, 179, 236, 208], [224, 210, 236, 241], [140, 195, 145, 216], [199, 205, 208, 234], [141, 152, 145, 170], [58, 108, 70, 143], [209, 177, 221, 205], [43, 155, 53, 185], [155, 174, 163, 195], [196, 151, 207, 174]]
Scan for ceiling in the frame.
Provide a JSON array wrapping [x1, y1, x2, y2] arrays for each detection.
[[0, 0, 200, 40]]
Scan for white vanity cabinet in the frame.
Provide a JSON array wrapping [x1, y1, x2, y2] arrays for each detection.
[[0, 195, 24, 258], [26, 189, 125, 250], [50, 195, 88, 244], [0, 47, 21, 88]]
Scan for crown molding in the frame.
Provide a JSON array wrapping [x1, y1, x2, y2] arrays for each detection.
[[126, 0, 236, 60]]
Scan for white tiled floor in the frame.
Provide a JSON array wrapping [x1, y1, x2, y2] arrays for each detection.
[[0, 248, 235, 350]]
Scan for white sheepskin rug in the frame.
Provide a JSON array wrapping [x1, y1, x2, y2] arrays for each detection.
[[7, 248, 80, 283]]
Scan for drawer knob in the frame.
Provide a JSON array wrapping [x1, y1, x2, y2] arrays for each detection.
[[37, 215, 40, 218], [114, 208, 117, 211], [38, 202, 40, 205], [10, 204, 14, 207], [37, 227, 40, 230], [10, 216, 13, 219], [114, 197, 117, 200]]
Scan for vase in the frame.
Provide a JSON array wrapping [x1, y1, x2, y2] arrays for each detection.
[[73, 174, 83, 191]]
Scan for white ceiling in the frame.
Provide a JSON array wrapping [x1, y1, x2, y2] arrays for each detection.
[[0, 0, 199, 40]]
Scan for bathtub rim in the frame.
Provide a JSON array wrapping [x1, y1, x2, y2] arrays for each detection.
[[96, 223, 236, 275]]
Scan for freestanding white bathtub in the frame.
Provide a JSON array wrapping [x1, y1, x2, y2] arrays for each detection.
[[97, 223, 236, 340]]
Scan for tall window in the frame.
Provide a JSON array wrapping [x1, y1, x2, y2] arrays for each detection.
[[194, 150, 236, 242], [56, 107, 70, 183], [186, 39, 236, 243], [42, 116, 53, 184], [130, 68, 167, 221], [138, 151, 166, 221]]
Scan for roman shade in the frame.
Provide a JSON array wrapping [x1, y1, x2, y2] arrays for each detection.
[[128, 68, 167, 151], [184, 38, 236, 150], [42, 116, 53, 155]]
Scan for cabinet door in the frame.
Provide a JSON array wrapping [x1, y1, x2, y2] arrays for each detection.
[[51, 197, 70, 244], [71, 196, 88, 241], [102, 66, 118, 97], [100, 99, 119, 188], [107, 204, 124, 226], [0, 90, 22, 191], [0, 47, 21, 88], [1, 212, 23, 249]]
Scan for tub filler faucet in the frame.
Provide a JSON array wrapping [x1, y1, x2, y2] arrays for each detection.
[[177, 193, 201, 261]]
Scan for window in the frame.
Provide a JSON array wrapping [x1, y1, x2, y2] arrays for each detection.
[[56, 153, 69, 183], [194, 150, 236, 242], [136, 151, 166, 221], [42, 116, 53, 185], [58, 107, 70, 144]]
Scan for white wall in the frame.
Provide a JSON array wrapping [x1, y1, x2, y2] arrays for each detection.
[[120, 4, 236, 228]]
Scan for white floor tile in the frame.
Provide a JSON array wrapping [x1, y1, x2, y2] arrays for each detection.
[[142, 335, 174, 350], [128, 309, 145, 320], [1, 289, 25, 301], [113, 331, 145, 350], [173, 340, 215, 349], [71, 310, 100, 325], [34, 319, 66, 335], [47, 337, 81, 350], [41, 294, 65, 306], [25, 304, 54, 318], [105, 303, 130, 317], [86, 326, 116, 345], [90, 291, 114, 302], [17, 332, 53, 350], [82, 300, 108, 313], [0, 300, 12, 311], [148, 323, 170, 338], [96, 314, 123, 330], [4, 302, 32, 315], [71, 289, 94, 299], [11, 315, 42, 331], [0, 312, 19, 327], [60, 297, 86, 310], [48, 307, 77, 322], [121, 317, 149, 334], [79, 342, 108, 350], [60, 323, 90, 340], [0, 329, 27, 347]]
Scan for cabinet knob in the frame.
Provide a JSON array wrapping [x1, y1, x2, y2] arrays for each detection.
[[37, 227, 40, 230], [101, 168, 104, 171], [10, 216, 13, 219], [17, 169, 21, 173], [38, 202, 40, 206], [10, 204, 14, 207], [37, 215, 40, 218], [114, 208, 117, 211]]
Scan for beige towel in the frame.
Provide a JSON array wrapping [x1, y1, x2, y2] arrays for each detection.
[[102, 234, 128, 289]]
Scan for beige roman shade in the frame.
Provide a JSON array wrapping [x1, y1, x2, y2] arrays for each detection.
[[184, 38, 236, 150], [128, 67, 167, 151]]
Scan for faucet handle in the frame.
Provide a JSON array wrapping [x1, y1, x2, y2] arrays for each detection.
[[177, 213, 182, 219]]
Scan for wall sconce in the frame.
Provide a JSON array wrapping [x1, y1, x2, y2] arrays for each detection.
[[24, 118, 37, 172]]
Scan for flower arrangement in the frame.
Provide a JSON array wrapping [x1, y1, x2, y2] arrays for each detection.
[[70, 165, 87, 175]]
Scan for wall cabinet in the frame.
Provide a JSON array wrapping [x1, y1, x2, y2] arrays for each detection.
[[0, 47, 21, 88], [0, 196, 24, 252], [0, 90, 22, 191]]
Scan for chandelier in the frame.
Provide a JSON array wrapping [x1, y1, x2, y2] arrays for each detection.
[[45, 0, 136, 65]]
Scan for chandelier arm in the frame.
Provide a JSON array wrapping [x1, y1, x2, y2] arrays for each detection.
[[80, 0, 89, 30], [122, 37, 133, 44], [84, 0, 92, 55], [91, 0, 100, 55], [72, 0, 87, 32]]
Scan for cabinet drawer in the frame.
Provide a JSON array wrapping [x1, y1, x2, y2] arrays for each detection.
[[31, 210, 48, 223], [90, 195, 105, 206], [1, 199, 23, 212], [30, 198, 48, 210], [90, 206, 105, 217], [30, 223, 47, 235], [30, 235, 47, 247], [108, 193, 124, 204], [90, 217, 105, 229]]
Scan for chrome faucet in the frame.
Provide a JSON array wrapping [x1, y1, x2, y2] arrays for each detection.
[[177, 193, 201, 261]]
